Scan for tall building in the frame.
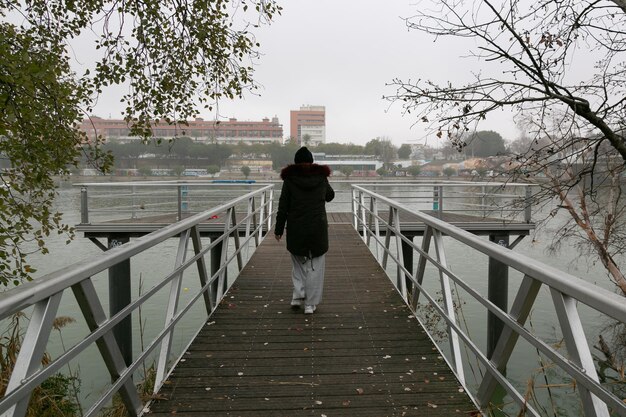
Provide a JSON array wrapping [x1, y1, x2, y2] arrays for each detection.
[[80, 116, 283, 145], [289, 105, 325, 146]]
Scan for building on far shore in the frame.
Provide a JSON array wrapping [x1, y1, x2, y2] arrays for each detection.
[[290, 105, 325, 146], [80, 116, 283, 145], [312, 153, 382, 177]]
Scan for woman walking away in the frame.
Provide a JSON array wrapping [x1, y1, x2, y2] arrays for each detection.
[[274, 147, 335, 314]]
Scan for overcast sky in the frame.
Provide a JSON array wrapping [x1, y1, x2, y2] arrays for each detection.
[[90, 0, 523, 146]]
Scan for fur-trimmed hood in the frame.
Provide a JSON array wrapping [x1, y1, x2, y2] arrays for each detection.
[[280, 163, 331, 180], [280, 163, 332, 191]]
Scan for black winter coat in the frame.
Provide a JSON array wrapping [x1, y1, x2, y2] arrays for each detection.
[[274, 163, 335, 257]]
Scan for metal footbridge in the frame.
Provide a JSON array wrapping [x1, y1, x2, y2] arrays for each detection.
[[0, 181, 624, 417]]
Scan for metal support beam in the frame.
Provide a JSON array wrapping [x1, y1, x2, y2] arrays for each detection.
[[401, 234, 414, 295], [191, 226, 213, 315], [432, 229, 465, 384], [382, 209, 394, 269], [487, 234, 509, 359], [154, 230, 190, 391], [4, 294, 62, 417], [72, 279, 142, 416], [411, 226, 432, 310], [231, 208, 243, 271], [89, 237, 108, 252], [477, 275, 541, 408], [107, 236, 132, 366], [551, 290, 610, 417], [210, 238, 228, 306]]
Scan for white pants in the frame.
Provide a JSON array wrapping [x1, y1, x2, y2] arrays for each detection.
[[291, 254, 326, 306]]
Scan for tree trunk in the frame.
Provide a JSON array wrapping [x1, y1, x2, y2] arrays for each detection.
[[555, 184, 626, 297]]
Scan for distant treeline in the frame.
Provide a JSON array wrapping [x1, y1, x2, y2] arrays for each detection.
[[90, 138, 403, 171]]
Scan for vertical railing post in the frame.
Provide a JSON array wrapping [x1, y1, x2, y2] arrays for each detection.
[[373, 197, 381, 260], [432, 229, 465, 384], [438, 185, 443, 216], [524, 186, 532, 223], [432, 186, 439, 213], [268, 188, 274, 231], [481, 185, 487, 218], [259, 192, 267, 236], [81, 186, 89, 224], [393, 209, 407, 300], [181, 185, 189, 213], [359, 191, 367, 242], [177, 185, 182, 221], [244, 197, 253, 261], [367, 197, 374, 246], [351, 188, 358, 229], [131, 185, 137, 219]]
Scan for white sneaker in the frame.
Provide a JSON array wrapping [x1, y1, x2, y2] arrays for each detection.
[[304, 305, 316, 314], [291, 299, 303, 309]]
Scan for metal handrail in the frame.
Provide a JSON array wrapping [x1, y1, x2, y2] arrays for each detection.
[[0, 184, 275, 417], [351, 184, 625, 417], [76, 181, 270, 224], [347, 182, 533, 223]]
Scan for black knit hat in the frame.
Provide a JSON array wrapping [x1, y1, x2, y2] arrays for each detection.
[[294, 146, 313, 164]]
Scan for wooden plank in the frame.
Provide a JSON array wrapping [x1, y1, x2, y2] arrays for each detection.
[[148, 224, 478, 416]]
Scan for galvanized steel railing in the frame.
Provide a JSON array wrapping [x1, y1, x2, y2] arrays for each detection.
[[347, 181, 533, 222], [0, 184, 275, 417], [77, 180, 533, 223], [351, 184, 626, 417], [77, 181, 266, 224]]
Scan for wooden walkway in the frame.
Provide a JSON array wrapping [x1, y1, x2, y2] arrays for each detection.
[[148, 224, 477, 416]]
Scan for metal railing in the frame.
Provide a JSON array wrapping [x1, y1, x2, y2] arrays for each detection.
[[351, 184, 626, 417], [0, 185, 275, 417], [77, 181, 268, 224], [77, 180, 533, 224], [346, 181, 533, 222]]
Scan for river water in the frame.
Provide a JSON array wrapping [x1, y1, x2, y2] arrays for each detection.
[[10, 180, 624, 416]]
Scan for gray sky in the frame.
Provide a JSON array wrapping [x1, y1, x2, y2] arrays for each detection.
[[91, 0, 522, 146]]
